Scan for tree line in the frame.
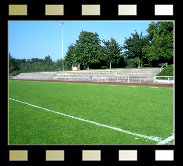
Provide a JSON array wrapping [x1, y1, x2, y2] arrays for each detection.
[[9, 22, 173, 75], [9, 55, 64, 76]]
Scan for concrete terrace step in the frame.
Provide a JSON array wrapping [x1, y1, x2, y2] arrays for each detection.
[[12, 68, 160, 83]]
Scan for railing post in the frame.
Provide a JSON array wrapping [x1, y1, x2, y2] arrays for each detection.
[[153, 76, 156, 84]]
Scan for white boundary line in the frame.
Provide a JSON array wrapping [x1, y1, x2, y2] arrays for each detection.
[[9, 97, 163, 142], [157, 134, 174, 145]]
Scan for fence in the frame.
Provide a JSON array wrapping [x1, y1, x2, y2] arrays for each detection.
[[12, 73, 174, 84], [93, 76, 146, 83], [76, 75, 153, 84], [153, 76, 174, 84]]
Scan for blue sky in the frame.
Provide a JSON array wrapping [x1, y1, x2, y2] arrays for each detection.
[[9, 21, 152, 62]]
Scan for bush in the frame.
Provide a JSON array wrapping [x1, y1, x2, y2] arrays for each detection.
[[9, 70, 20, 76], [157, 64, 173, 76], [156, 64, 173, 79]]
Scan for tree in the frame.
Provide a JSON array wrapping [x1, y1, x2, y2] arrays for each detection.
[[123, 31, 148, 68], [9, 53, 18, 72], [55, 59, 64, 70], [142, 22, 173, 64], [9, 54, 59, 73], [43, 55, 53, 65], [30, 58, 43, 64], [64, 44, 77, 70], [103, 38, 123, 69], [9, 53, 21, 76], [74, 31, 102, 70], [42, 55, 54, 71]]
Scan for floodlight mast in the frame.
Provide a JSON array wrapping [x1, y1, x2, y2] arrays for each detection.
[[60, 22, 64, 71]]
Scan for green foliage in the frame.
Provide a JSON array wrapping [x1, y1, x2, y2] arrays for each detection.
[[142, 22, 173, 64], [9, 54, 66, 73], [64, 32, 126, 70], [64, 31, 101, 70], [75, 31, 103, 69], [9, 70, 20, 76], [123, 31, 149, 68], [9, 53, 20, 76], [103, 38, 123, 69], [157, 64, 174, 76], [64, 44, 77, 70]]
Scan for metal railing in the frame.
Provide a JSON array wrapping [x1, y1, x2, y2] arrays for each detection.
[[160, 62, 168, 72], [55, 75, 153, 84], [13, 74, 174, 84], [153, 76, 174, 84]]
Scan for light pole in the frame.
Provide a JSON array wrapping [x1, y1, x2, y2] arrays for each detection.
[[59, 22, 64, 71]]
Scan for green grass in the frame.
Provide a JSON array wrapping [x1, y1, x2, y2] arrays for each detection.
[[9, 80, 174, 145]]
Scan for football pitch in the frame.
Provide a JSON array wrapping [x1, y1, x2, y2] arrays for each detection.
[[9, 80, 174, 145]]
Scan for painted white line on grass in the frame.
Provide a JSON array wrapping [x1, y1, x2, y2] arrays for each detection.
[[9, 97, 162, 142], [157, 134, 174, 145]]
